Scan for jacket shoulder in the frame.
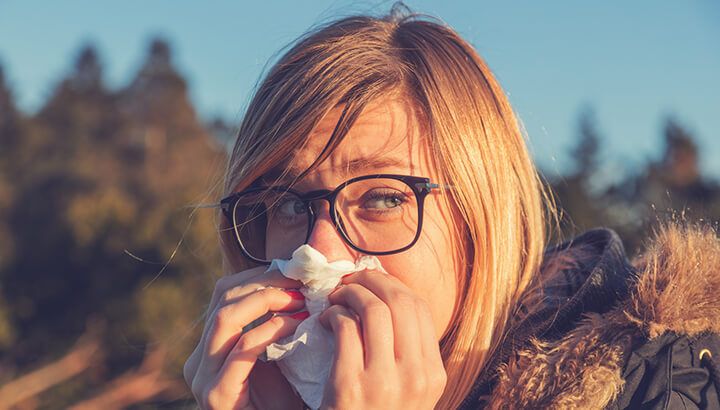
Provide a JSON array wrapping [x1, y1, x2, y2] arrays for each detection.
[[486, 222, 720, 409]]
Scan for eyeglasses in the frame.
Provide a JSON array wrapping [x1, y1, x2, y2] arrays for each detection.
[[216, 174, 452, 264]]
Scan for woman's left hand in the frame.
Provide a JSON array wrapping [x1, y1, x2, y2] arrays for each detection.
[[318, 269, 447, 410]]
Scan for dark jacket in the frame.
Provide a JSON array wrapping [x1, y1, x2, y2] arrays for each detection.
[[460, 223, 720, 409]]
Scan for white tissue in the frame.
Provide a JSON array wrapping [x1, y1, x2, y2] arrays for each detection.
[[264, 244, 386, 410]]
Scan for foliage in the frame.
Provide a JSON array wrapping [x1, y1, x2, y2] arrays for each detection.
[[0, 40, 225, 407], [548, 110, 719, 256], [0, 39, 718, 407]]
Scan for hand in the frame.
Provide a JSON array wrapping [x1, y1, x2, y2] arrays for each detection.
[[318, 269, 447, 410], [183, 266, 309, 410]]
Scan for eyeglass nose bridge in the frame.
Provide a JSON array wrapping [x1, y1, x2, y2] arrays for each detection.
[[297, 188, 345, 243]]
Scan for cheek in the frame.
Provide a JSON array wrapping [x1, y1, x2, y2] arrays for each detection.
[[378, 203, 460, 338]]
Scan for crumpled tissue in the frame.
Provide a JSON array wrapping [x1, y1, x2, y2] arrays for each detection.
[[264, 244, 386, 410]]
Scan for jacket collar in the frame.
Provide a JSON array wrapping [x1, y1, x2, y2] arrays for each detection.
[[465, 222, 720, 409], [460, 227, 637, 408]]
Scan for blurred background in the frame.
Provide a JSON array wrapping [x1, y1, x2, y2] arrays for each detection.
[[0, 0, 718, 407]]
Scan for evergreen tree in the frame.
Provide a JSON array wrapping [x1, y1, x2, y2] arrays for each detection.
[[570, 106, 600, 182], [0, 63, 21, 350], [0, 64, 23, 153], [636, 117, 719, 223], [549, 106, 607, 239], [0, 39, 226, 406], [37, 43, 119, 151]]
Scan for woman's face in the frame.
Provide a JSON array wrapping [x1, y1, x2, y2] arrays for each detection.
[[265, 95, 461, 339]]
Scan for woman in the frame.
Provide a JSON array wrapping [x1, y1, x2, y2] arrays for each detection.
[[184, 4, 720, 409]]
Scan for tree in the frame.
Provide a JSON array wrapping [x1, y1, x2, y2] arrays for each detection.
[[0, 39, 226, 406], [570, 106, 600, 182], [0, 64, 24, 153], [0, 62, 22, 351], [548, 106, 607, 240]]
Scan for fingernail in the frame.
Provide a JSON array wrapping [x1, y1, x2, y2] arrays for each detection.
[[289, 310, 310, 321], [284, 289, 305, 300]]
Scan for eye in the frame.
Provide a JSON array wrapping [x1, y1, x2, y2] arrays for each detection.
[[361, 190, 409, 210], [277, 198, 306, 216], [266, 194, 306, 226]]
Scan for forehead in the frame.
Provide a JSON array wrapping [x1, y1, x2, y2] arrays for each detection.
[[284, 96, 430, 180]]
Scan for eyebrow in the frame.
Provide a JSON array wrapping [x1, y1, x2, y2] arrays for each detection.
[[262, 156, 408, 184]]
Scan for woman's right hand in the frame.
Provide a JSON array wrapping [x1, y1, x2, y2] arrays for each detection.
[[183, 266, 308, 409]]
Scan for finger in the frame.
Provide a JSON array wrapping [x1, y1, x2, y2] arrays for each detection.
[[207, 265, 267, 312], [201, 287, 305, 376], [340, 269, 423, 361], [319, 304, 364, 375], [328, 283, 394, 369], [415, 297, 442, 362], [204, 314, 304, 409], [217, 279, 305, 311], [209, 268, 302, 313], [411, 300, 447, 397], [187, 269, 303, 380], [200, 266, 275, 354]]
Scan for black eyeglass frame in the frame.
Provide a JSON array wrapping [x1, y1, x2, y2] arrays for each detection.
[[219, 174, 449, 265]]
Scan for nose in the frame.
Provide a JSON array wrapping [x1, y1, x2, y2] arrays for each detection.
[[306, 201, 358, 263]]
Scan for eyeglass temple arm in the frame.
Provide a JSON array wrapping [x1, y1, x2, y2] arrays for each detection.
[[419, 182, 456, 191], [187, 203, 228, 210]]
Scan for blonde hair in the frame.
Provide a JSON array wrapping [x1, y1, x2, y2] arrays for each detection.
[[219, 4, 559, 408]]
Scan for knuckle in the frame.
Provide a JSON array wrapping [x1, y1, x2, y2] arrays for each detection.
[[205, 384, 224, 408], [252, 288, 273, 311], [264, 314, 283, 331], [198, 386, 212, 409], [360, 268, 383, 280], [358, 267, 374, 276], [317, 308, 329, 325], [430, 369, 448, 397], [320, 304, 339, 319], [361, 300, 390, 320], [407, 372, 427, 394], [212, 304, 234, 329], [390, 291, 416, 312], [320, 305, 342, 326], [334, 315, 357, 335], [253, 287, 272, 299], [376, 379, 399, 396], [235, 333, 255, 353], [329, 373, 349, 391], [213, 276, 230, 297], [434, 368, 448, 389], [219, 286, 239, 305], [331, 304, 350, 315], [329, 375, 360, 402], [417, 297, 432, 314]]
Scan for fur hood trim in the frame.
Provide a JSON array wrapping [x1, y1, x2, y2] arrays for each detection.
[[625, 222, 720, 338], [488, 222, 720, 409]]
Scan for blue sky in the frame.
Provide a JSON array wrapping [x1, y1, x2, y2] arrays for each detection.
[[1, 1, 718, 181]]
